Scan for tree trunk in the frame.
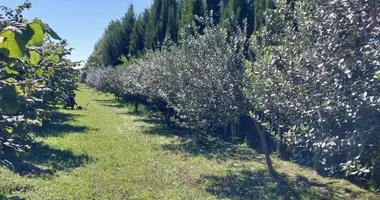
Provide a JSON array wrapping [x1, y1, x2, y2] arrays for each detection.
[[231, 123, 234, 141], [165, 107, 171, 128], [134, 101, 139, 113], [277, 127, 289, 160], [252, 118, 276, 177], [224, 125, 228, 139]]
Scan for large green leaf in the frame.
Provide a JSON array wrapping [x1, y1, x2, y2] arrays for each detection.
[[0, 30, 26, 59], [27, 50, 41, 65], [26, 19, 45, 46]]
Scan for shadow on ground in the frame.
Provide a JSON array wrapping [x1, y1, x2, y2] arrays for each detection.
[[0, 139, 91, 177], [0, 194, 26, 200], [47, 112, 80, 124], [93, 99, 152, 117], [32, 112, 97, 137], [139, 113, 371, 199], [1, 111, 91, 176], [204, 170, 332, 200], [137, 112, 264, 162], [93, 99, 126, 109]]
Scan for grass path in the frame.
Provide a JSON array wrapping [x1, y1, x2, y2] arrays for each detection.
[[0, 86, 378, 199]]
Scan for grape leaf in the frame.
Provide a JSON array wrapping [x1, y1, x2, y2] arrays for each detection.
[[28, 50, 41, 65], [0, 30, 26, 59], [5, 67, 19, 75], [5, 126, 13, 134], [26, 19, 45, 46]]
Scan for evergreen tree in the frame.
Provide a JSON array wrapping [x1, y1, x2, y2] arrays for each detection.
[[102, 19, 124, 66], [129, 11, 147, 56], [167, 2, 179, 42], [144, 8, 157, 50], [87, 0, 281, 67], [179, 0, 195, 28], [254, 0, 266, 30], [121, 5, 136, 58], [266, 0, 275, 9]]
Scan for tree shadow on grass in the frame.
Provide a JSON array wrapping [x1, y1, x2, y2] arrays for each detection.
[[161, 136, 265, 162], [204, 170, 332, 200], [101, 103, 126, 108], [141, 117, 264, 162], [1, 111, 92, 177], [32, 112, 98, 138], [0, 140, 90, 176], [33, 123, 92, 137], [92, 99, 127, 109], [116, 110, 148, 117], [130, 113, 164, 123], [92, 99, 115, 103], [47, 112, 81, 124], [0, 194, 26, 200]]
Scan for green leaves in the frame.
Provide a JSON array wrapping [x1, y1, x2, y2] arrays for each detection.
[[5, 126, 13, 134], [5, 67, 19, 75], [26, 19, 45, 46], [0, 30, 26, 59], [27, 50, 41, 65], [0, 19, 61, 60], [26, 19, 62, 46], [375, 71, 380, 79], [0, 2, 79, 161], [0, 85, 20, 114]]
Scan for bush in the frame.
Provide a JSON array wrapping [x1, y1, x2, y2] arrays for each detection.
[[246, 0, 380, 187], [87, 17, 248, 131]]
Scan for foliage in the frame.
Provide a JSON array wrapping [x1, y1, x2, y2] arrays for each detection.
[[0, 2, 79, 155], [85, 0, 272, 68], [86, 0, 380, 190], [87, 16, 247, 131], [246, 0, 380, 186]]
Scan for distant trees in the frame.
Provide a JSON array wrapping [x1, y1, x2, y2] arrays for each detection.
[[87, 18, 247, 131], [85, 0, 277, 68]]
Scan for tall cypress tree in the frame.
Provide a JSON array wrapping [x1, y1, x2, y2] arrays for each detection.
[[206, 0, 222, 24], [179, 0, 195, 28], [193, 0, 206, 32], [167, 1, 179, 42], [102, 20, 124, 66], [129, 10, 148, 56], [254, 0, 265, 30], [144, 8, 156, 50], [246, 0, 255, 36], [87, 0, 282, 67], [266, 0, 275, 9], [121, 5, 136, 57]]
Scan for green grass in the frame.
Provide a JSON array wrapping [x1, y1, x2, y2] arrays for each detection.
[[0, 85, 378, 199]]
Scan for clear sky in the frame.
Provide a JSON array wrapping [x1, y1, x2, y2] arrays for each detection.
[[2, 0, 153, 64]]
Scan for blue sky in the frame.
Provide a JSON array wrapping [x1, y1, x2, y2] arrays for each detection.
[[2, 0, 152, 64]]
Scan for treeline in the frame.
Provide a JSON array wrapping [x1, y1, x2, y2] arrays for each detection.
[[0, 3, 79, 159], [86, 0, 276, 67], [86, 0, 380, 191]]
